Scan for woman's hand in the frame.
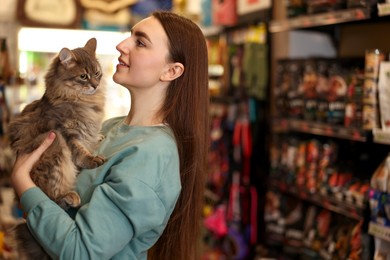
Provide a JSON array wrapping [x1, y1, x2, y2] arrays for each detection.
[[11, 132, 56, 198]]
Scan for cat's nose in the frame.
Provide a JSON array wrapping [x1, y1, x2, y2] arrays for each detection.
[[90, 79, 99, 89]]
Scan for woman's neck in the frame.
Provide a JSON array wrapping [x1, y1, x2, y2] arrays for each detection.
[[124, 90, 164, 126]]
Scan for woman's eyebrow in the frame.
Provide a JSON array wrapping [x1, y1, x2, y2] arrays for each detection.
[[130, 28, 152, 43]]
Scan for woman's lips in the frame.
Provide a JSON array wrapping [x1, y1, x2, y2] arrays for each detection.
[[118, 58, 129, 67]]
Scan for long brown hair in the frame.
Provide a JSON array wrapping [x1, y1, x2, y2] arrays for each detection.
[[148, 11, 209, 260]]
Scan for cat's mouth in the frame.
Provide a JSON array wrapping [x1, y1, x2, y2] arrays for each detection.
[[84, 87, 97, 95]]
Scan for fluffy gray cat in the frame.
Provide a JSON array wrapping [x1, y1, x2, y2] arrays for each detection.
[[8, 37, 106, 259]]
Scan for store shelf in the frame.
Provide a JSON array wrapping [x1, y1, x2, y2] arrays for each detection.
[[269, 7, 371, 33], [273, 118, 367, 141], [369, 221, 390, 242], [266, 2, 390, 257], [270, 179, 365, 221]]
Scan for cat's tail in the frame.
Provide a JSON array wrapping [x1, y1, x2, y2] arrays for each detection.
[[5, 221, 51, 260]]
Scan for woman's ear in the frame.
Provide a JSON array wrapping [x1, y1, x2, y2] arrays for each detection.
[[160, 62, 184, 82]]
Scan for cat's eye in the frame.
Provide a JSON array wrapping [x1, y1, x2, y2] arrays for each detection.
[[95, 71, 101, 77], [80, 74, 88, 80]]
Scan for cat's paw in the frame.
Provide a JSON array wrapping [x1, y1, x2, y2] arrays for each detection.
[[83, 155, 106, 169], [98, 134, 105, 142], [92, 155, 106, 167], [58, 191, 81, 209]]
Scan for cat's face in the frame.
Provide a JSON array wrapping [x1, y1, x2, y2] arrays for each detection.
[[45, 38, 103, 98], [59, 38, 102, 95], [65, 62, 102, 95]]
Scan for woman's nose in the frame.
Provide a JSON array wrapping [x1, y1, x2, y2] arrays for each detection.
[[116, 42, 124, 53], [116, 38, 129, 53]]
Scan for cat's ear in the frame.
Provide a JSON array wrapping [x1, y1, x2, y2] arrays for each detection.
[[85, 38, 97, 54], [59, 48, 77, 69]]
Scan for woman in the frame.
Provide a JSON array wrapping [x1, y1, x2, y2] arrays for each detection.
[[10, 11, 209, 259]]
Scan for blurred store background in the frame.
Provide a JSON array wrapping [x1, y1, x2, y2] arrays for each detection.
[[2, 0, 390, 259]]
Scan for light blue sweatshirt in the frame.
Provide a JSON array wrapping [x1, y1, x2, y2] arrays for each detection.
[[19, 117, 181, 259]]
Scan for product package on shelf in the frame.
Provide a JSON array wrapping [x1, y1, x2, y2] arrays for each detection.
[[368, 154, 390, 257], [274, 57, 365, 130], [378, 62, 390, 130], [270, 135, 369, 216], [306, 0, 346, 14], [370, 155, 390, 225], [344, 68, 364, 128], [302, 59, 319, 122], [212, 0, 236, 26], [285, 0, 373, 19], [327, 60, 349, 126], [362, 49, 385, 130], [274, 59, 303, 120], [264, 189, 369, 259]]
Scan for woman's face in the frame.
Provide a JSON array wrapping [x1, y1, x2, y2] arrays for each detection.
[[113, 16, 171, 90]]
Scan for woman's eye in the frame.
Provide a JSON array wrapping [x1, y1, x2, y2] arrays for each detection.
[[136, 39, 145, 47], [80, 74, 88, 80]]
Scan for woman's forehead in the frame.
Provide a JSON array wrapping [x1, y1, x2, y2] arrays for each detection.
[[132, 16, 169, 50], [132, 17, 164, 37]]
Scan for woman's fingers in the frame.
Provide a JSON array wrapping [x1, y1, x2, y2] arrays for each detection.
[[30, 132, 57, 162], [14, 132, 57, 170]]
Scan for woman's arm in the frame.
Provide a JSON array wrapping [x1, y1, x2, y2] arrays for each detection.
[[15, 133, 180, 259], [11, 132, 56, 198]]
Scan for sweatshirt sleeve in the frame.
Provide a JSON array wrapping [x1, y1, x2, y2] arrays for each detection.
[[19, 141, 181, 259]]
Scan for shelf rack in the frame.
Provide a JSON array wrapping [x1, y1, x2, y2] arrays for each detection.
[[269, 7, 371, 33], [270, 179, 365, 221], [273, 118, 368, 142]]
